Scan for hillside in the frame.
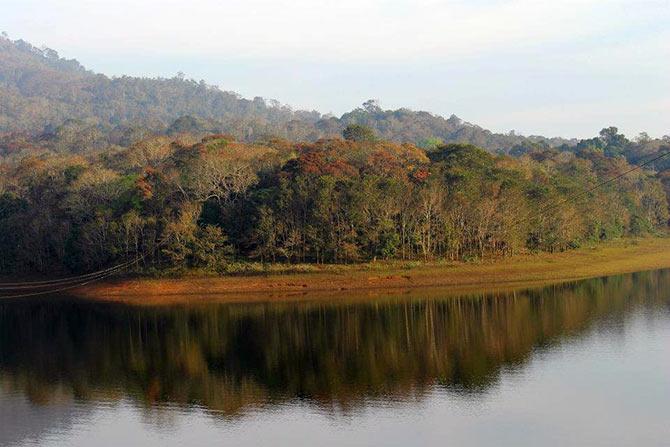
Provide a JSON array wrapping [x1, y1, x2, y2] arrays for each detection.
[[0, 35, 668, 277], [0, 36, 318, 136], [0, 35, 573, 152], [1, 34, 668, 188]]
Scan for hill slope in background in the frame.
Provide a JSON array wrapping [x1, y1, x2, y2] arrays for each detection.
[[0, 35, 574, 152], [0, 36, 319, 135]]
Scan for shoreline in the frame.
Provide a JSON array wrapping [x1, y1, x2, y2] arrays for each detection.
[[71, 237, 670, 305]]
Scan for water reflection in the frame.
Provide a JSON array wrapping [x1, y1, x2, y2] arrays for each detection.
[[2, 269, 668, 423]]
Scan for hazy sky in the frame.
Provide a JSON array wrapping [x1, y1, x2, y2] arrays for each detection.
[[2, 0, 669, 138]]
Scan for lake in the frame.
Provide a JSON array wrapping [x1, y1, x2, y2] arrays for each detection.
[[1, 270, 669, 446]]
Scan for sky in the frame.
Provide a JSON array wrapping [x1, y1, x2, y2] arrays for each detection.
[[2, 0, 669, 139]]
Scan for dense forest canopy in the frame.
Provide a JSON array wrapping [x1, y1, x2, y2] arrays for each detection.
[[0, 129, 667, 275], [1, 35, 669, 275]]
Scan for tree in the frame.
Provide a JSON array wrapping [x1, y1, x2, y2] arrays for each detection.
[[362, 99, 382, 113], [342, 124, 376, 142], [418, 137, 444, 151], [599, 126, 629, 157]]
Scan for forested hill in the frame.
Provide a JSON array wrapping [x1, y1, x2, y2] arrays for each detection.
[[0, 34, 573, 152], [0, 35, 319, 137]]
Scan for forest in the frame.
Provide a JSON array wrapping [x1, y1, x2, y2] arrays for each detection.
[[1, 34, 669, 276], [0, 124, 667, 275]]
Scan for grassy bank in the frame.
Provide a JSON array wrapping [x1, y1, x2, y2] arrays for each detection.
[[71, 237, 670, 304]]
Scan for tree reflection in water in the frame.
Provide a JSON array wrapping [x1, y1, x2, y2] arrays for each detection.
[[1, 269, 668, 417]]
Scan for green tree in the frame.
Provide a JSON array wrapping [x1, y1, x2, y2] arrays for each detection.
[[342, 124, 376, 142]]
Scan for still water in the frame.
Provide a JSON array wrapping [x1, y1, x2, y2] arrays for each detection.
[[1, 270, 670, 446]]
